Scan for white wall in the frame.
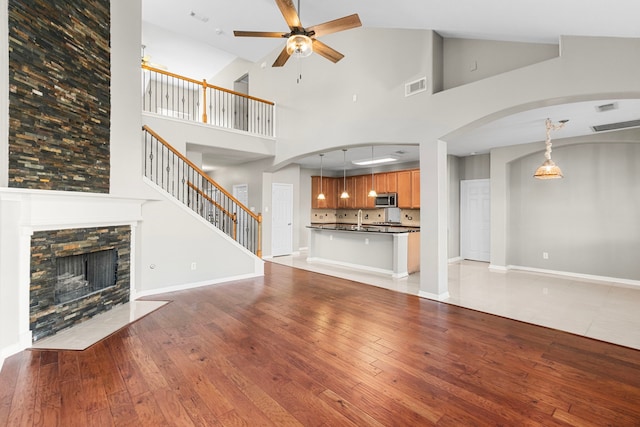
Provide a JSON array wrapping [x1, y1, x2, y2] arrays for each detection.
[[137, 186, 262, 296], [507, 139, 640, 280], [443, 38, 558, 90]]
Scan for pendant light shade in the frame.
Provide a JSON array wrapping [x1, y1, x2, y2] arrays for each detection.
[[368, 146, 377, 197], [534, 118, 567, 180], [317, 153, 326, 200], [340, 149, 350, 199]]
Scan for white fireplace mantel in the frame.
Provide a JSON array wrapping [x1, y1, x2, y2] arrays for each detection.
[[0, 188, 149, 364]]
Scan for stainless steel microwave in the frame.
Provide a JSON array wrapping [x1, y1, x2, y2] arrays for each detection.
[[374, 193, 397, 208]]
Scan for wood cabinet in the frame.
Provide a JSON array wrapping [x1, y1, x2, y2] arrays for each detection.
[[375, 172, 398, 194], [397, 170, 412, 208], [312, 169, 418, 210], [354, 175, 376, 209], [411, 169, 420, 208], [311, 176, 337, 209]]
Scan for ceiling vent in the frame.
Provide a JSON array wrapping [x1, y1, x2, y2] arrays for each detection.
[[591, 119, 640, 133], [405, 77, 427, 97], [595, 102, 618, 113]]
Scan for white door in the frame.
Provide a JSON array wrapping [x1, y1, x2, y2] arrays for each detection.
[[233, 184, 249, 243], [460, 179, 491, 262], [271, 183, 293, 256]]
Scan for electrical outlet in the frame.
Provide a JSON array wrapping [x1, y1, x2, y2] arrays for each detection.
[[542, 252, 549, 259], [191, 262, 197, 270], [365, 238, 369, 245]]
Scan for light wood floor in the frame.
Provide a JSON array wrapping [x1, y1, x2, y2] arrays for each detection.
[[1, 262, 640, 426]]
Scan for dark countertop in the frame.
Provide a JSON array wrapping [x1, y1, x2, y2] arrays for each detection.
[[307, 223, 420, 234]]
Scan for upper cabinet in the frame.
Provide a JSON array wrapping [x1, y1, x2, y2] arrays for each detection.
[[311, 176, 338, 209], [312, 168, 420, 209]]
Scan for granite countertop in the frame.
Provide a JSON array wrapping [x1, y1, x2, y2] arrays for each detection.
[[307, 223, 420, 234]]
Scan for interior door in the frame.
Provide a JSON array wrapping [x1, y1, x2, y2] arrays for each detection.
[[233, 184, 249, 244], [271, 183, 293, 257], [460, 179, 491, 262]]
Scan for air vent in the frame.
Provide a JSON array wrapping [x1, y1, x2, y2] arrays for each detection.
[[591, 119, 640, 133], [405, 77, 427, 97], [595, 102, 618, 113]]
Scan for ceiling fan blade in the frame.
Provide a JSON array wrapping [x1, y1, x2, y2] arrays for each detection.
[[233, 30, 287, 38], [272, 45, 292, 67], [275, 0, 301, 29], [307, 14, 362, 38], [312, 39, 345, 63]]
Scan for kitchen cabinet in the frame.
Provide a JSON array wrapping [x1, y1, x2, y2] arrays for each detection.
[[397, 170, 412, 208], [411, 169, 420, 208], [374, 171, 398, 194], [337, 176, 355, 209], [354, 175, 374, 209], [311, 176, 337, 209]]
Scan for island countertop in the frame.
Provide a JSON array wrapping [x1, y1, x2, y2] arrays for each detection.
[[307, 223, 420, 234]]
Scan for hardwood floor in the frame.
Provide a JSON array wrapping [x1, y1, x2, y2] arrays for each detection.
[[2, 262, 640, 426]]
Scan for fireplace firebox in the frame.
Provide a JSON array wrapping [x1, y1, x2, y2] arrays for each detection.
[[55, 249, 118, 304]]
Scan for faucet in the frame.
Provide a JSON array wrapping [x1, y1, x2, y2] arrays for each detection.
[[357, 209, 363, 230]]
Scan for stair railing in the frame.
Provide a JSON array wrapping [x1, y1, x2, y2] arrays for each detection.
[[142, 125, 262, 257], [142, 65, 275, 138]]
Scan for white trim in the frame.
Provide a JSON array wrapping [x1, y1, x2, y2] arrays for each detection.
[[489, 264, 508, 273], [135, 272, 264, 299], [306, 256, 408, 278], [507, 265, 640, 288], [448, 256, 463, 264], [0, 331, 32, 372], [418, 290, 450, 301]]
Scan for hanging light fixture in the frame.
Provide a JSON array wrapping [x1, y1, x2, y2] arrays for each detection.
[[534, 118, 568, 180], [340, 149, 350, 199], [368, 146, 377, 198], [317, 153, 326, 200]]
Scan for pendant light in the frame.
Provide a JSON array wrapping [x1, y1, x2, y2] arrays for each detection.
[[534, 118, 568, 180], [368, 146, 377, 198], [317, 154, 326, 200], [340, 149, 350, 199]]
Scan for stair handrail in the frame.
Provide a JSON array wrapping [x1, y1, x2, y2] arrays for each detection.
[[142, 125, 262, 257]]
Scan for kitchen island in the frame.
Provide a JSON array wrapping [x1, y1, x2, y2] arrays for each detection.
[[306, 224, 420, 278]]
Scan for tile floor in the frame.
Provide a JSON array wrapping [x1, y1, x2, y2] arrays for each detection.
[[270, 252, 640, 351], [31, 300, 168, 350]]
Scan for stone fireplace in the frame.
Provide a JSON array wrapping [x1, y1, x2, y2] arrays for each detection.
[[0, 189, 145, 348], [30, 225, 132, 341]]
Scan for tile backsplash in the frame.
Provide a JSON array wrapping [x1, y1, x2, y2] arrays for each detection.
[[311, 209, 420, 227]]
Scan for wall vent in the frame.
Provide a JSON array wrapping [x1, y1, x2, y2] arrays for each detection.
[[405, 77, 427, 97], [591, 119, 640, 133], [595, 102, 618, 113]]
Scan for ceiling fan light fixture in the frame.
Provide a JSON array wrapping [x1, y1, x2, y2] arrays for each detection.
[[286, 34, 313, 58]]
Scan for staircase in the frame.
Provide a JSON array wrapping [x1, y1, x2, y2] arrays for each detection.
[[142, 125, 262, 257]]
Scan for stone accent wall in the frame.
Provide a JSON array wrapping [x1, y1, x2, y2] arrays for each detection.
[[8, 0, 111, 192], [30, 226, 131, 341]]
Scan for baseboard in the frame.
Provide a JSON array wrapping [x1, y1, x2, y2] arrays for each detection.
[[507, 265, 640, 288], [135, 272, 264, 298], [306, 256, 403, 277], [418, 290, 450, 301], [488, 264, 508, 273], [0, 331, 33, 372], [448, 257, 463, 264]]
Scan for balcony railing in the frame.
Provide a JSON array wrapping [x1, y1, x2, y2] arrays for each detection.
[[142, 65, 275, 137], [142, 125, 262, 257]]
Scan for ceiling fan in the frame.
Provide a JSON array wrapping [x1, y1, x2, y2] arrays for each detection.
[[233, 0, 361, 67]]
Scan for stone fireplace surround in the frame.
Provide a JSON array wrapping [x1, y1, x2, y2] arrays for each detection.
[[0, 188, 146, 347]]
